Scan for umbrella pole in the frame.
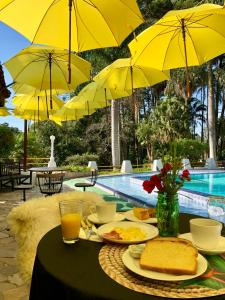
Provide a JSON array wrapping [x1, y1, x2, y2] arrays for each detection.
[[23, 119, 27, 172], [181, 19, 191, 102], [68, 0, 72, 84], [38, 96, 40, 124], [45, 93, 49, 119], [48, 53, 53, 109]]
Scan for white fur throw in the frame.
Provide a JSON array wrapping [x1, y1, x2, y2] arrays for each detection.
[[7, 191, 104, 285]]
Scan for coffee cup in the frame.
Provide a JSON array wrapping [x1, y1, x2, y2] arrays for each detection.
[[96, 202, 116, 223], [190, 218, 222, 250]]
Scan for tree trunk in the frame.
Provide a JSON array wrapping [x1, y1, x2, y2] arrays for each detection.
[[111, 100, 120, 169], [207, 61, 217, 159]]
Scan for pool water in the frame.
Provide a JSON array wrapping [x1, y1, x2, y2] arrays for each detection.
[[96, 171, 225, 222], [139, 172, 225, 196]]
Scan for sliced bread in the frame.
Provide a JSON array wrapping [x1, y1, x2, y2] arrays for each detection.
[[133, 208, 149, 220], [139, 237, 198, 275]]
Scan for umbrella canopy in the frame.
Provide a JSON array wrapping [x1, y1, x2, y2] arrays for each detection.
[[13, 108, 53, 121], [11, 82, 66, 97], [66, 81, 131, 111], [13, 94, 64, 120], [49, 105, 89, 123], [12, 94, 64, 111], [0, 107, 11, 116], [4, 45, 91, 105], [0, 0, 143, 53], [94, 58, 170, 91], [129, 3, 225, 96]]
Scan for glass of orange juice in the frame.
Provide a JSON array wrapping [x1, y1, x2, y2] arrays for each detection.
[[59, 200, 82, 244]]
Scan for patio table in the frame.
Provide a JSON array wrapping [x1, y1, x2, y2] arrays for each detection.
[[29, 213, 225, 300]]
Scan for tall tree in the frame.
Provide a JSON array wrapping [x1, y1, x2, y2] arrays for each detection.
[[111, 100, 120, 169], [207, 61, 217, 159]]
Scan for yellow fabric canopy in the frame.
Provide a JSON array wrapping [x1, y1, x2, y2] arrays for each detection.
[[0, 107, 11, 116], [94, 58, 170, 91], [129, 4, 225, 70], [49, 106, 88, 123], [13, 108, 54, 121], [12, 94, 64, 111], [0, 0, 143, 52], [11, 83, 66, 97], [4, 45, 91, 92], [66, 81, 131, 111]]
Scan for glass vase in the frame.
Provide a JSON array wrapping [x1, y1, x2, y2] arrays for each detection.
[[156, 192, 179, 237]]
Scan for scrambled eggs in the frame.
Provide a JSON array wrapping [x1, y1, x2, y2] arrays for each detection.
[[113, 226, 146, 241]]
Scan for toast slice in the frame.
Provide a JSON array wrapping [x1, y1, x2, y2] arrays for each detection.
[[133, 208, 149, 220], [140, 237, 198, 275]]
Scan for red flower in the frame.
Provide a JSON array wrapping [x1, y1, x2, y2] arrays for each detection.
[[143, 180, 155, 193], [151, 175, 164, 191], [182, 169, 190, 181], [163, 163, 172, 172], [161, 163, 172, 175]]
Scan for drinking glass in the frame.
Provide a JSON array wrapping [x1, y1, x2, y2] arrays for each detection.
[[208, 196, 225, 223], [59, 200, 82, 244]]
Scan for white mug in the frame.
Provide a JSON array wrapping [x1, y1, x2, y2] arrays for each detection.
[[96, 202, 116, 223], [190, 218, 222, 250]]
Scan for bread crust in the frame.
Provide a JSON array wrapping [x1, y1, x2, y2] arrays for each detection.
[[140, 237, 198, 275]]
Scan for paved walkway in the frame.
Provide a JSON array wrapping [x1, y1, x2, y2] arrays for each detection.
[[0, 184, 72, 300]]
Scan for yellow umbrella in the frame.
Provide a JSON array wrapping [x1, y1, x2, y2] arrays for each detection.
[[4, 45, 91, 107], [0, 0, 143, 82], [13, 94, 64, 119], [11, 82, 66, 97], [94, 58, 170, 91], [50, 105, 88, 123], [66, 81, 131, 111], [129, 3, 225, 97], [0, 107, 11, 116], [13, 108, 52, 121], [0, 0, 143, 52]]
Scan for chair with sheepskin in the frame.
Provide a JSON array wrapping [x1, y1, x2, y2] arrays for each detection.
[[7, 190, 104, 286]]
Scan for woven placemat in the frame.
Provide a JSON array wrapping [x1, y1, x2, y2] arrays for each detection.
[[99, 245, 225, 298]]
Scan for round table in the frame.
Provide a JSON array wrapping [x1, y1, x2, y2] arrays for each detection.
[[29, 214, 225, 300]]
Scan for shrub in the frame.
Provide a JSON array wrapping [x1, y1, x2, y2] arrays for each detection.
[[172, 139, 208, 162], [65, 153, 99, 167]]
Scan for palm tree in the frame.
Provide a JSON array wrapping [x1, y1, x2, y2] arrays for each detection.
[[111, 100, 120, 169], [207, 61, 217, 159]]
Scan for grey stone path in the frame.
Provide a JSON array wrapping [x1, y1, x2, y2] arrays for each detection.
[[0, 184, 73, 300]]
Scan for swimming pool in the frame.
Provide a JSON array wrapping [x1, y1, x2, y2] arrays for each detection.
[[96, 170, 225, 222], [135, 172, 225, 196]]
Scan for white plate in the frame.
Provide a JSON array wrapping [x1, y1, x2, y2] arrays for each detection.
[[179, 233, 225, 255], [87, 213, 125, 225], [97, 221, 158, 244], [122, 249, 208, 281], [124, 210, 157, 224]]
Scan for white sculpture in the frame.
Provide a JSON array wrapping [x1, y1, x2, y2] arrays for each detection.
[[48, 135, 57, 168]]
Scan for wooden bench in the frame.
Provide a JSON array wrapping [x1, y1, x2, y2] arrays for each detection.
[[0, 161, 31, 191]]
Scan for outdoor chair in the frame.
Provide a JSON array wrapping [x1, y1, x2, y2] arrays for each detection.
[[74, 169, 98, 192], [37, 173, 65, 196]]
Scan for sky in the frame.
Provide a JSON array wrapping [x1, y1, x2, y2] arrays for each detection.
[[0, 21, 30, 131]]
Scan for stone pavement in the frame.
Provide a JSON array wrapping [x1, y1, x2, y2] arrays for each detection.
[[0, 184, 73, 300]]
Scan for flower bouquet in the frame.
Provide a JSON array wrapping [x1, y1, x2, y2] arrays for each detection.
[[143, 161, 191, 237]]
